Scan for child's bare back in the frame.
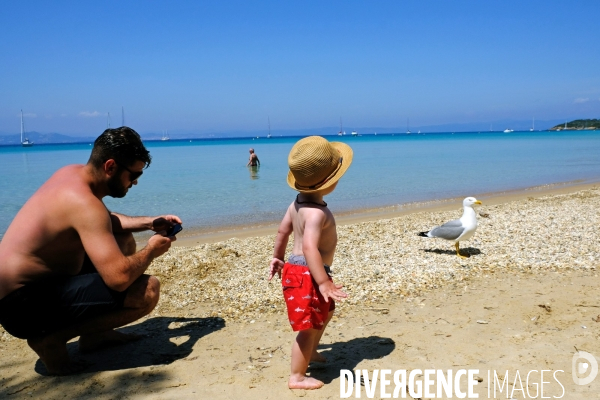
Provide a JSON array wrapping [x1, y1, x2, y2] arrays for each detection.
[[287, 195, 337, 265]]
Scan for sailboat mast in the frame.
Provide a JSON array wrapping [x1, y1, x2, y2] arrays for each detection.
[[20, 110, 24, 143]]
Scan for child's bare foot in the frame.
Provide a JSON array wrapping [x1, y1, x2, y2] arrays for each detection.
[[310, 351, 327, 363], [27, 336, 87, 375], [79, 329, 143, 353], [288, 376, 324, 390]]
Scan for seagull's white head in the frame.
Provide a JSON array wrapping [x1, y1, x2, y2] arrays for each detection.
[[463, 197, 482, 207]]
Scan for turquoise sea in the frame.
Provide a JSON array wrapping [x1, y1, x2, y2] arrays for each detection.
[[1, 131, 600, 239]]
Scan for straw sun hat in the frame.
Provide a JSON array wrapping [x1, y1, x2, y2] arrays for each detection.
[[287, 136, 353, 193]]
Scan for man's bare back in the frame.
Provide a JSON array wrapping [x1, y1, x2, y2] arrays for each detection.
[[247, 148, 260, 167], [0, 165, 106, 298]]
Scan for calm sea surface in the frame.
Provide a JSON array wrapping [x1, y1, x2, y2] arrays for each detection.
[[1, 131, 600, 239]]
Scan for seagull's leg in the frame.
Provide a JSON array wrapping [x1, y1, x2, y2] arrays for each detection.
[[455, 242, 468, 258]]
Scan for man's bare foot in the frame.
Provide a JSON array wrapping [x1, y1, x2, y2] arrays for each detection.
[[310, 351, 327, 363], [288, 376, 324, 390], [79, 329, 143, 354], [27, 336, 87, 375]]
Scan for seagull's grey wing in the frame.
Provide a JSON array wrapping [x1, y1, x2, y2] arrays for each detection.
[[428, 219, 465, 240], [439, 219, 463, 228]]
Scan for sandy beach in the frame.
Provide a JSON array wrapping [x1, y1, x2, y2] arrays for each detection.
[[1, 184, 599, 399]]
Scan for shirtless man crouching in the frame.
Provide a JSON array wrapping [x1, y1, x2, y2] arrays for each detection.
[[0, 127, 181, 375]]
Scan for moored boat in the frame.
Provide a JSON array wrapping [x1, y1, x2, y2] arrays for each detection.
[[20, 110, 34, 147]]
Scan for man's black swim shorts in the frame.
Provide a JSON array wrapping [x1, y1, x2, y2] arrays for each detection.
[[0, 272, 127, 339]]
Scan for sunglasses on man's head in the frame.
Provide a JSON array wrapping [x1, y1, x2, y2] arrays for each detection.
[[118, 163, 144, 181]]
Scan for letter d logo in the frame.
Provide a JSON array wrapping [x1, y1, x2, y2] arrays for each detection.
[[572, 351, 598, 385]]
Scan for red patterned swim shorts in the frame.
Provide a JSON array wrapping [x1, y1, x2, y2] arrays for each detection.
[[282, 263, 335, 331]]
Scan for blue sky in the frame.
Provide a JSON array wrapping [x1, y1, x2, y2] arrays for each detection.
[[1, 1, 599, 136]]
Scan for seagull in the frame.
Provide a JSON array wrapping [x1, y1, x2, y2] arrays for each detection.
[[418, 197, 482, 258]]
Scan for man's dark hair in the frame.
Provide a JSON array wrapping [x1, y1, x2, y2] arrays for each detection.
[[88, 126, 151, 169]]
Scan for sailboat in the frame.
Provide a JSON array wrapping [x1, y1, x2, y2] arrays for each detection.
[[406, 118, 411, 134], [530, 117, 535, 132], [267, 117, 272, 138], [337, 118, 345, 136], [161, 130, 170, 141], [20, 110, 34, 147]]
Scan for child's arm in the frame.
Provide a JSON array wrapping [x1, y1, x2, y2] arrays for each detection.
[[303, 213, 348, 303], [269, 208, 293, 280]]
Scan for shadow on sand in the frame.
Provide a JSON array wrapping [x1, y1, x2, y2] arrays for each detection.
[[33, 316, 225, 376], [308, 335, 396, 384], [422, 247, 481, 257]]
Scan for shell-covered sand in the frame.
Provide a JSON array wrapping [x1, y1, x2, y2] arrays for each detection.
[[144, 187, 599, 323]]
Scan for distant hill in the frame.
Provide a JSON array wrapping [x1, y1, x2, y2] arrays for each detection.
[[549, 119, 600, 131]]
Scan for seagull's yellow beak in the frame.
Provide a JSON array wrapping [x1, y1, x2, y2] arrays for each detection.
[[475, 200, 482, 205]]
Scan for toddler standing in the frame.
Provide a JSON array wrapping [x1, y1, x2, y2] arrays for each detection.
[[269, 136, 353, 389]]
